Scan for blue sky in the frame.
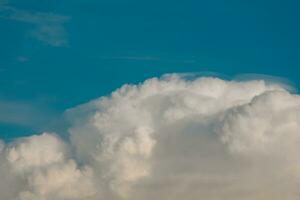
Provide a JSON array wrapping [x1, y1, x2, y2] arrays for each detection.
[[0, 0, 300, 140]]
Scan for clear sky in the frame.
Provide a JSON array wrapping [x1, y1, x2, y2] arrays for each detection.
[[0, 0, 300, 139]]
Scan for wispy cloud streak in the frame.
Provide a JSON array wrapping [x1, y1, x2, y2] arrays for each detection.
[[0, 6, 70, 46]]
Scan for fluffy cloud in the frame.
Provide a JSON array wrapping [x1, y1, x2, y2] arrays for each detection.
[[7, 133, 66, 172], [1, 74, 300, 200], [0, 133, 96, 200]]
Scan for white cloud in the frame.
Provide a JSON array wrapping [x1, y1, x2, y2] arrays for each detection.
[[1, 133, 96, 200], [1, 74, 300, 199], [220, 90, 300, 155], [7, 133, 66, 172], [18, 160, 95, 200], [0, 6, 70, 46]]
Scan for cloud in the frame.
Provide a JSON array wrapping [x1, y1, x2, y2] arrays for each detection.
[[0, 100, 56, 128], [17, 56, 29, 62], [99, 56, 159, 61], [98, 55, 196, 63], [0, 6, 70, 46], [0, 0, 7, 5], [1, 74, 300, 199], [7, 133, 66, 172], [3, 133, 96, 200]]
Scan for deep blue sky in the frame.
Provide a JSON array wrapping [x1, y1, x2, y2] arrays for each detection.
[[0, 0, 300, 140]]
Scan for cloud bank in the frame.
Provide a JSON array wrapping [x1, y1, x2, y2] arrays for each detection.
[[1, 74, 300, 200]]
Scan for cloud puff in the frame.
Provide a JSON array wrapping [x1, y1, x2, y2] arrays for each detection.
[[1, 133, 96, 200], [1, 74, 300, 200], [0, 6, 70, 46], [7, 133, 66, 172]]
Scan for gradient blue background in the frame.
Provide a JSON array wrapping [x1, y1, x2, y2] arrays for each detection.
[[0, 0, 300, 140]]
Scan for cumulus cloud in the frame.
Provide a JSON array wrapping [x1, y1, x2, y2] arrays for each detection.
[[1, 74, 300, 200]]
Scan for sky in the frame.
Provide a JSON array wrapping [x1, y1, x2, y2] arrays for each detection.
[[1, 0, 300, 139], [1, 1, 300, 199]]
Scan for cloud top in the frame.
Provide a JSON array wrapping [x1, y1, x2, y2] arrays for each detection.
[[0, 74, 300, 200]]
